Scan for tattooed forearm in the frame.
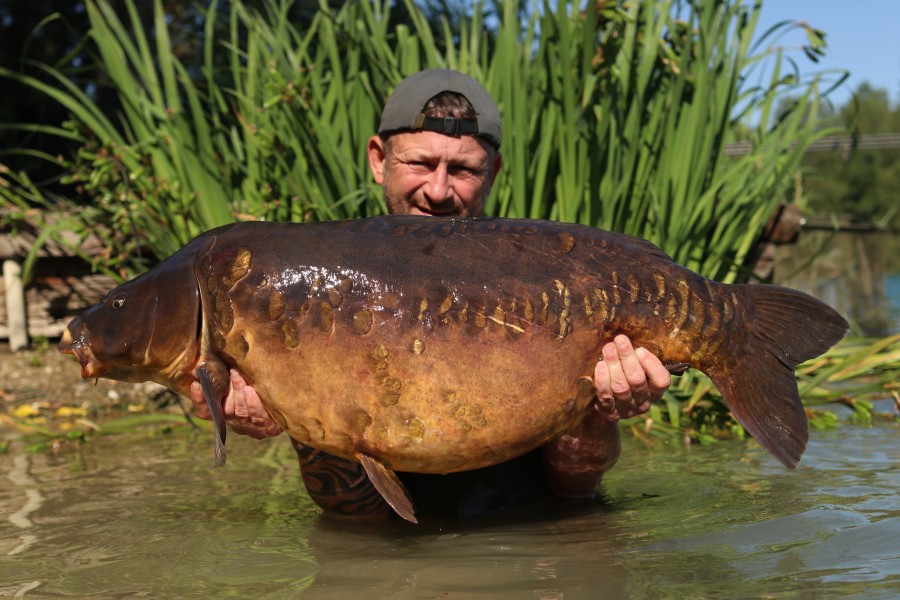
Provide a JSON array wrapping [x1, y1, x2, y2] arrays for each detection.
[[291, 438, 392, 518]]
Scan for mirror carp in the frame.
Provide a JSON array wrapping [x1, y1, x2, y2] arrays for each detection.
[[58, 215, 849, 523]]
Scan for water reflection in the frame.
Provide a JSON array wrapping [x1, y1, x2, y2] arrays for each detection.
[[1, 424, 899, 598]]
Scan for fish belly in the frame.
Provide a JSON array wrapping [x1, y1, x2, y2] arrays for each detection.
[[228, 313, 600, 473]]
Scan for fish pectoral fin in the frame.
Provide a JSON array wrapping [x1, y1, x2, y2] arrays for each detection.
[[197, 364, 227, 468], [663, 362, 691, 376], [357, 453, 418, 524]]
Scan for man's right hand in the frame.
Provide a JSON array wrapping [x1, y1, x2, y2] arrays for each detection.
[[190, 369, 283, 439]]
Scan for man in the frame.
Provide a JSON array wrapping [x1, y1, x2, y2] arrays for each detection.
[[191, 69, 671, 518]]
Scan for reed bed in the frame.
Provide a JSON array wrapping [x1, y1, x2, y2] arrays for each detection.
[[1, 0, 895, 442]]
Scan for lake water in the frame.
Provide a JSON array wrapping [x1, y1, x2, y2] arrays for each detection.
[[887, 273, 900, 333], [3, 412, 899, 599]]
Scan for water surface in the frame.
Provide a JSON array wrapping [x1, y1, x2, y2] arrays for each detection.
[[2, 418, 899, 599]]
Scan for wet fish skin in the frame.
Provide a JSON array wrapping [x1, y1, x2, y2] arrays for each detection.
[[58, 215, 848, 522]]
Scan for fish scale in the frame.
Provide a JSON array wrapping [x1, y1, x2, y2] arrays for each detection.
[[58, 215, 849, 524]]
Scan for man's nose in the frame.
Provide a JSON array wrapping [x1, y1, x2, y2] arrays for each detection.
[[422, 166, 452, 203]]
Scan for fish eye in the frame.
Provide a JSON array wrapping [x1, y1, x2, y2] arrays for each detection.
[[112, 298, 125, 310]]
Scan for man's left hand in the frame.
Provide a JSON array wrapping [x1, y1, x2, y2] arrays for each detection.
[[592, 334, 671, 421], [189, 369, 283, 439]]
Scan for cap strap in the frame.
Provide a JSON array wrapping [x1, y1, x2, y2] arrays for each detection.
[[413, 114, 479, 137]]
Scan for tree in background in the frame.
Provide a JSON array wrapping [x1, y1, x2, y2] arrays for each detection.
[[802, 84, 900, 228], [775, 83, 900, 334]]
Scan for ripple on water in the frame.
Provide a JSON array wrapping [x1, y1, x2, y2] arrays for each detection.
[[1, 423, 899, 598]]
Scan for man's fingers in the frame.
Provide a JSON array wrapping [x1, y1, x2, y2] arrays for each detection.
[[593, 348, 620, 421], [636, 346, 672, 399], [189, 372, 282, 438], [600, 340, 630, 399], [602, 336, 650, 416], [226, 369, 284, 439], [230, 419, 283, 440], [613, 335, 651, 399], [190, 381, 211, 419], [230, 369, 250, 419]]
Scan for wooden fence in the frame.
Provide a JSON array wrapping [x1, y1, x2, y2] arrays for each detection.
[[0, 221, 116, 350]]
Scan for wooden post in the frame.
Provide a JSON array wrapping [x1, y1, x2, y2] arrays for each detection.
[[3, 259, 28, 351]]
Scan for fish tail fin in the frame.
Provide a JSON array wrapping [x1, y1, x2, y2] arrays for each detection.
[[704, 284, 848, 468]]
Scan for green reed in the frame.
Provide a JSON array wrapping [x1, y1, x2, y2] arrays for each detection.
[[2, 0, 837, 279], [2, 0, 892, 441]]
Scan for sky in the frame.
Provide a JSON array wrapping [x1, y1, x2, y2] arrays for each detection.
[[754, 0, 900, 108]]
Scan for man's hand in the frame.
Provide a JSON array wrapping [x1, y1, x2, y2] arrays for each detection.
[[190, 370, 283, 439], [542, 334, 671, 498], [592, 334, 671, 421]]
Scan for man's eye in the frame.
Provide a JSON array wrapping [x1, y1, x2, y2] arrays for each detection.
[[450, 165, 478, 176]]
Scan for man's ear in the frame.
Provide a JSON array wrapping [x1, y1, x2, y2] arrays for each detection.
[[367, 135, 387, 185], [489, 151, 502, 186]]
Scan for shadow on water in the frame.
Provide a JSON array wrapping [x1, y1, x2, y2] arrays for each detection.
[[2, 421, 899, 599]]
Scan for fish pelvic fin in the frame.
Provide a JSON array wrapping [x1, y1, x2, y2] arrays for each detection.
[[706, 284, 848, 469], [357, 453, 418, 524], [198, 363, 228, 468]]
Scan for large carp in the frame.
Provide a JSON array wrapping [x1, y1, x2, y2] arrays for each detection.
[[59, 216, 847, 522]]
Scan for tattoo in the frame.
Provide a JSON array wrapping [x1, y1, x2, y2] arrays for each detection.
[[290, 438, 390, 517]]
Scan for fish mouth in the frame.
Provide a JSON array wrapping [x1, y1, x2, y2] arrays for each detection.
[[58, 327, 100, 379]]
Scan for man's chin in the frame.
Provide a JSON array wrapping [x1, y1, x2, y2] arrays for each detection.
[[406, 206, 470, 217], [408, 207, 459, 217]]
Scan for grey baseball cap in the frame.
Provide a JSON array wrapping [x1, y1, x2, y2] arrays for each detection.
[[378, 69, 502, 149]]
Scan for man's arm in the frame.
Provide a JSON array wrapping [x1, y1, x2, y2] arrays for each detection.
[[290, 440, 393, 518], [542, 335, 672, 498]]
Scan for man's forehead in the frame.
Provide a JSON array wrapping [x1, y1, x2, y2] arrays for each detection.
[[389, 131, 490, 164]]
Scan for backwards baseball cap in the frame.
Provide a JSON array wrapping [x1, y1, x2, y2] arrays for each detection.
[[378, 69, 502, 149]]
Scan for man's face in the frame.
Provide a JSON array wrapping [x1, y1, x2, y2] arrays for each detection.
[[367, 131, 502, 218]]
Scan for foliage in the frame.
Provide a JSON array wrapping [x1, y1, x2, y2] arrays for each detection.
[[803, 84, 900, 222], [485, 0, 841, 284], [2, 0, 836, 282], [794, 83, 900, 273], [0, 0, 368, 183], [632, 334, 900, 445], [796, 333, 900, 424], [768, 83, 900, 335], [2, 0, 895, 444], [2, 408, 205, 454]]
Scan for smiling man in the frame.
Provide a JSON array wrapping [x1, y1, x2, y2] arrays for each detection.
[[191, 69, 671, 519], [368, 71, 502, 218]]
